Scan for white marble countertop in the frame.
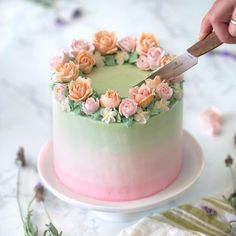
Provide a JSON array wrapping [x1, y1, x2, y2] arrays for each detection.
[[1, 0, 236, 235]]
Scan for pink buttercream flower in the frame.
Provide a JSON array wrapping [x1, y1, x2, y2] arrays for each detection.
[[82, 97, 100, 115], [147, 47, 165, 70], [50, 51, 69, 69], [119, 98, 137, 118], [54, 83, 67, 102], [200, 108, 223, 136], [129, 84, 154, 108], [136, 55, 150, 70], [71, 39, 95, 57], [156, 82, 173, 100], [118, 35, 136, 53], [145, 76, 161, 91]]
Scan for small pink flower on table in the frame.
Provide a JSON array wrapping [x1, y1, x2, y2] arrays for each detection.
[[54, 83, 67, 102], [147, 47, 165, 70], [71, 39, 94, 57], [50, 51, 69, 69], [119, 98, 137, 118], [200, 108, 223, 136], [118, 35, 136, 53], [156, 81, 173, 100], [100, 89, 121, 109], [82, 97, 99, 115]]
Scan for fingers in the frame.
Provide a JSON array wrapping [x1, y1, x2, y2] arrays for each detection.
[[213, 21, 236, 43], [229, 7, 236, 37], [199, 14, 213, 40]]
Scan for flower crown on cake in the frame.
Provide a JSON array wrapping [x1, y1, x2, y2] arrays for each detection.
[[49, 31, 183, 127]]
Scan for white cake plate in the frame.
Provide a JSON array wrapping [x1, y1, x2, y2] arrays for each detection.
[[38, 130, 204, 222]]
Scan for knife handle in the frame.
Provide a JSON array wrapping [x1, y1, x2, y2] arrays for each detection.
[[187, 32, 222, 57]]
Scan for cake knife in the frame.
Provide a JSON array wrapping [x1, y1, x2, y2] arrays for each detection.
[[134, 32, 222, 87]]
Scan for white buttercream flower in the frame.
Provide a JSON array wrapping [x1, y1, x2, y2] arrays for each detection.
[[101, 108, 117, 124], [174, 83, 183, 100], [156, 99, 170, 112], [61, 98, 71, 112], [115, 51, 129, 65], [94, 51, 105, 68], [134, 108, 150, 124]]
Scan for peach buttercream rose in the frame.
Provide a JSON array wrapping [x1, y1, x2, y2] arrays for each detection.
[[50, 50, 69, 69], [100, 89, 121, 109], [54, 61, 79, 83], [82, 97, 100, 115], [160, 54, 176, 66], [71, 39, 95, 56], [136, 33, 159, 55], [93, 31, 117, 55], [156, 82, 173, 100], [119, 98, 137, 118], [75, 50, 96, 74], [68, 76, 93, 102], [118, 35, 136, 53], [145, 76, 161, 91], [129, 84, 154, 108]]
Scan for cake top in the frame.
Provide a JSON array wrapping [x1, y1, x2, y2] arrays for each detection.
[[50, 31, 183, 127]]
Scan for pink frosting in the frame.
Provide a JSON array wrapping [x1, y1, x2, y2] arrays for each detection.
[[129, 84, 152, 104], [136, 55, 150, 70], [118, 35, 136, 53], [156, 82, 173, 100], [50, 51, 69, 69], [54, 83, 67, 102], [71, 39, 95, 57], [119, 98, 137, 118], [82, 97, 100, 115], [200, 108, 223, 136], [147, 47, 165, 70]]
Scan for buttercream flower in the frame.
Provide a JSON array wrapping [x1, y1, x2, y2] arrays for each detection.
[[94, 51, 105, 67], [136, 55, 150, 70], [118, 35, 136, 53], [50, 50, 69, 69], [136, 32, 159, 55], [156, 99, 170, 112], [160, 54, 176, 66], [61, 98, 71, 112], [82, 97, 100, 115], [115, 51, 129, 65], [101, 108, 117, 124], [147, 47, 165, 70], [54, 83, 67, 102], [129, 84, 154, 108], [100, 89, 121, 109], [119, 98, 137, 118], [145, 76, 161, 90], [200, 108, 223, 136], [68, 76, 93, 102], [134, 108, 150, 124], [156, 82, 173, 100], [93, 31, 118, 55], [54, 61, 79, 82], [75, 50, 96, 74], [173, 83, 183, 100], [71, 39, 95, 56]]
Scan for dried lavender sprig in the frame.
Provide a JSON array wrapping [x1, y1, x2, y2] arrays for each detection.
[[225, 154, 236, 192], [208, 50, 236, 61]]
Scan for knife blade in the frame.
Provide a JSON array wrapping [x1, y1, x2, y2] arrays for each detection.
[[134, 32, 222, 87]]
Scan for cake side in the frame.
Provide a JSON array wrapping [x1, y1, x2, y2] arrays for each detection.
[[53, 99, 183, 201]]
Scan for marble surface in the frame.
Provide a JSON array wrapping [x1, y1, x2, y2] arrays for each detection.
[[1, 0, 236, 235]]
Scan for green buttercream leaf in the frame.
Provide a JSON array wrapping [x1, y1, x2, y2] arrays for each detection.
[[104, 55, 116, 66], [122, 117, 134, 128], [63, 87, 69, 97], [68, 99, 75, 110], [79, 71, 85, 77], [91, 110, 102, 120], [116, 111, 122, 123], [128, 52, 138, 64], [150, 104, 159, 117], [73, 102, 85, 115], [49, 82, 56, 90]]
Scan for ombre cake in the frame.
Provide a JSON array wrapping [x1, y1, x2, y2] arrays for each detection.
[[50, 31, 184, 201]]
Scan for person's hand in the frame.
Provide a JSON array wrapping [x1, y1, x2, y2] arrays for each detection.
[[199, 0, 236, 43]]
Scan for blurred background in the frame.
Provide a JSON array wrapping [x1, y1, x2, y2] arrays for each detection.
[[1, 0, 236, 235]]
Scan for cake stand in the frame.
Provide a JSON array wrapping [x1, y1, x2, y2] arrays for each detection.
[[37, 130, 204, 222]]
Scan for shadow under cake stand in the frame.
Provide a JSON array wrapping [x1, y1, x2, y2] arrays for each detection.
[[37, 130, 204, 222]]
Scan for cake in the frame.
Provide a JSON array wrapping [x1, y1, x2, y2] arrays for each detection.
[[50, 31, 184, 202]]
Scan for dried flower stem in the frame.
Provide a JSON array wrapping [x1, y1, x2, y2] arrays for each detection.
[[42, 202, 52, 222], [16, 167, 24, 224], [230, 166, 236, 193]]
